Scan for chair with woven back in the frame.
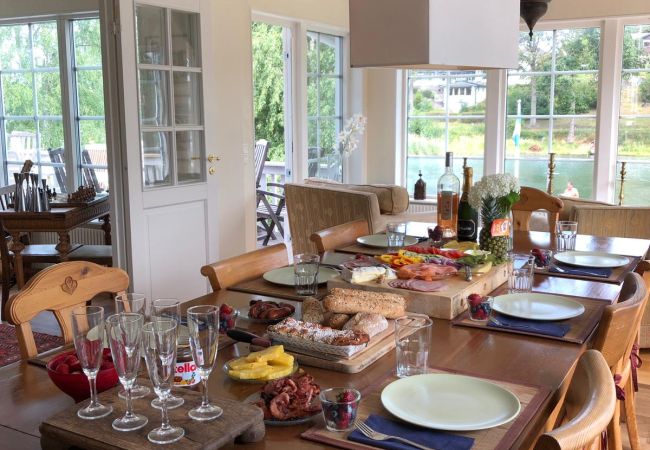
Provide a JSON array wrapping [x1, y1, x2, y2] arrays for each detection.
[[512, 186, 564, 233], [200, 243, 288, 292], [310, 219, 370, 255], [591, 271, 648, 450], [534, 349, 616, 450], [5, 261, 129, 360]]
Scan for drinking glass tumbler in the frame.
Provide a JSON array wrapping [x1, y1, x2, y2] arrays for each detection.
[[395, 314, 432, 378], [106, 313, 148, 432], [386, 222, 406, 252], [115, 293, 151, 400], [294, 253, 320, 296], [142, 318, 185, 444], [556, 221, 578, 252], [319, 388, 361, 432], [187, 305, 223, 421], [508, 254, 535, 294], [71, 305, 112, 420], [150, 298, 184, 410]]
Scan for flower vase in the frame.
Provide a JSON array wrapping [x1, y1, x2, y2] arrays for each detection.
[[478, 199, 512, 263]]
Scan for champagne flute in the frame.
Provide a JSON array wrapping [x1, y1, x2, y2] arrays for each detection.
[[142, 318, 185, 444], [71, 306, 112, 419], [186, 305, 222, 421], [150, 298, 184, 410], [115, 293, 151, 399], [106, 313, 148, 431]]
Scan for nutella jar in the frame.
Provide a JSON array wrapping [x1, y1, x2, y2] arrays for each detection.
[[175, 333, 200, 387]]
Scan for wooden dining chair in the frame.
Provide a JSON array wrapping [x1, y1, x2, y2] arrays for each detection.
[[200, 243, 288, 292], [512, 186, 564, 233], [591, 271, 648, 450], [309, 219, 370, 254], [534, 350, 616, 450], [5, 261, 129, 359]]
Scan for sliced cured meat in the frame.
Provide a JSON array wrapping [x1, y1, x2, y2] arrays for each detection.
[[407, 279, 445, 292], [397, 263, 457, 281], [388, 279, 410, 289]]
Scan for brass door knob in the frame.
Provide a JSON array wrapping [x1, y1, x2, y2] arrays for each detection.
[[207, 154, 220, 163], [208, 167, 216, 175]]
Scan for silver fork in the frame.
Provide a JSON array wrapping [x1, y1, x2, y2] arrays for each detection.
[[355, 420, 435, 450]]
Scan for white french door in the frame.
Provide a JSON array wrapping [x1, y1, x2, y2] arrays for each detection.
[[114, 0, 219, 301]]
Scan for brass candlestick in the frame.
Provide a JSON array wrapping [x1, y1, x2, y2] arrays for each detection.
[[547, 152, 556, 195], [618, 161, 627, 206]]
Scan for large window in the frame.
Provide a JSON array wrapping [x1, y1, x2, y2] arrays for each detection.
[[306, 31, 343, 181], [506, 28, 600, 200], [617, 24, 650, 205], [406, 70, 486, 196], [0, 17, 106, 193]]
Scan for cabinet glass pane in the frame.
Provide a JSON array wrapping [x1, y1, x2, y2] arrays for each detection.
[[171, 11, 200, 67], [176, 130, 203, 182], [173, 72, 202, 125], [139, 69, 169, 126], [136, 5, 167, 65], [142, 131, 171, 186]]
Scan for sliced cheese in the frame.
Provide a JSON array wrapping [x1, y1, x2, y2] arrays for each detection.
[[341, 266, 386, 284]]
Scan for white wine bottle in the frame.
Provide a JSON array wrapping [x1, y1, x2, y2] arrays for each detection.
[[437, 152, 460, 238]]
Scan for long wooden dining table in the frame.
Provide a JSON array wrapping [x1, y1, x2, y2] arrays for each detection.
[[0, 231, 647, 450]]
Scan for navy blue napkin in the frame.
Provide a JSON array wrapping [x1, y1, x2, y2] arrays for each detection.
[[549, 264, 612, 278], [348, 414, 474, 450], [487, 314, 570, 337]]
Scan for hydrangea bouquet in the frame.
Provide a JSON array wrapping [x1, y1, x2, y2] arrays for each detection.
[[468, 173, 521, 261]]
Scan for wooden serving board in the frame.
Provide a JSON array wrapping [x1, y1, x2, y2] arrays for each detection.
[[40, 379, 265, 450], [251, 319, 401, 374], [326, 263, 510, 320]]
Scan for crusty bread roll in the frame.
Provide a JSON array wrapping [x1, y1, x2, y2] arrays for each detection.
[[324, 313, 351, 330], [323, 288, 406, 319], [343, 313, 388, 338], [301, 297, 324, 324]]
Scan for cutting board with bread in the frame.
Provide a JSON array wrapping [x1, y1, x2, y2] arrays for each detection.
[[327, 263, 510, 320], [243, 290, 420, 373]]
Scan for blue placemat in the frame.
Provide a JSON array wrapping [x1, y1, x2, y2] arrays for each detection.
[[348, 414, 474, 450], [487, 314, 570, 337], [549, 263, 612, 278]]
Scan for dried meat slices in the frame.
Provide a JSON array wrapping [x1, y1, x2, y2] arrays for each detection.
[[396, 263, 457, 281], [388, 279, 446, 292]]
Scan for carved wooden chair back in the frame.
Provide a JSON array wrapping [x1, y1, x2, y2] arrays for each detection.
[[5, 261, 129, 359], [0, 184, 15, 313], [310, 219, 370, 254], [253, 139, 269, 189], [200, 243, 288, 292], [512, 186, 564, 233], [534, 350, 615, 450]]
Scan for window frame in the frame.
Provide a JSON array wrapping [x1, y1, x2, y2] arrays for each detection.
[[305, 29, 344, 181], [0, 12, 103, 193]]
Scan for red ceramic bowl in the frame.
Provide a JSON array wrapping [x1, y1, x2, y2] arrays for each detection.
[[46, 350, 119, 403]]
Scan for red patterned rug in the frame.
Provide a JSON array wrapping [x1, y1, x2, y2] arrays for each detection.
[[0, 323, 63, 367]]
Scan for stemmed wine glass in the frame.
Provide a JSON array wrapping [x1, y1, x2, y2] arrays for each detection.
[[150, 298, 184, 410], [115, 293, 151, 399], [142, 318, 185, 444], [106, 313, 148, 431], [186, 305, 223, 421], [71, 306, 113, 419]]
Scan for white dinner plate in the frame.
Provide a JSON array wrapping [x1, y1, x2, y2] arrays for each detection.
[[262, 266, 339, 286], [381, 374, 521, 431], [356, 234, 419, 248], [491, 293, 585, 321], [553, 251, 630, 268]]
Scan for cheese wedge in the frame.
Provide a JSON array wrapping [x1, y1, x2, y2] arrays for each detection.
[[342, 266, 386, 284]]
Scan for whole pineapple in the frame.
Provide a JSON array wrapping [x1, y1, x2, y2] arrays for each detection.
[[479, 197, 509, 263]]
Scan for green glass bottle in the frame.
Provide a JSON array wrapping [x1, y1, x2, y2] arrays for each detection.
[[457, 166, 478, 242]]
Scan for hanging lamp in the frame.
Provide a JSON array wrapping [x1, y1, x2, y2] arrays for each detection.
[[520, 0, 552, 39]]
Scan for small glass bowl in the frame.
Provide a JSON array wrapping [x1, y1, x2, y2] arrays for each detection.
[[530, 249, 553, 270], [468, 296, 493, 321], [319, 388, 361, 432]]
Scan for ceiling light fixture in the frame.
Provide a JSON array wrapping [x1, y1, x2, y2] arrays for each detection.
[[520, 0, 552, 40]]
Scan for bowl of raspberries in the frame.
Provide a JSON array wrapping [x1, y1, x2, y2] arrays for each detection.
[[467, 293, 493, 321], [319, 388, 361, 432], [46, 349, 119, 402]]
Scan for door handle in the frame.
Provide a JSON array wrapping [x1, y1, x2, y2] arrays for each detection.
[[209, 167, 216, 175], [207, 154, 220, 163]]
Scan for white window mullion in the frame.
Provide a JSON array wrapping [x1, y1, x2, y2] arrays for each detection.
[[58, 18, 79, 192], [595, 18, 623, 203], [484, 68, 507, 175]]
